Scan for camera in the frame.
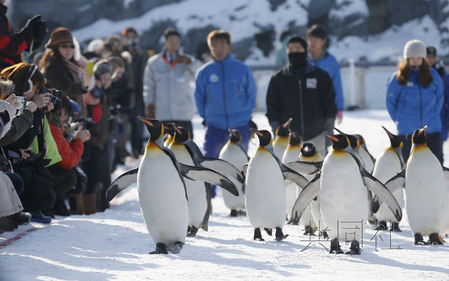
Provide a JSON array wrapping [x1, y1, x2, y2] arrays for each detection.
[[75, 117, 96, 130], [90, 86, 102, 99], [40, 88, 62, 111]]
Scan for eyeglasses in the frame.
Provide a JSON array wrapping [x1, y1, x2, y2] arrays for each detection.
[[60, 44, 75, 49]]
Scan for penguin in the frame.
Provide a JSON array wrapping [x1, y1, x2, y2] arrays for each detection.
[[292, 131, 402, 254], [106, 117, 238, 254], [355, 134, 376, 174], [372, 126, 404, 232], [272, 118, 293, 159], [218, 129, 249, 217], [382, 126, 449, 245], [299, 143, 324, 236], [163, 123, 176, 147], [281, 131, 302, 225], [168, 126, 209, 237], [245, 129, 309, 242]]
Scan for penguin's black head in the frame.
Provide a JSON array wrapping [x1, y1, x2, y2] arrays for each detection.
[[300, 142, 316, 157], [174, 126, 190, 143], [324, 131, 350, 150], [288, 131, 302, 145], [411, 126, 427, 145], [354, 134, 366, 145], [138, 116, 164, 142], [382, 126, 403, 148], [276, 118, 292, 137], [253, 129, 272, 147], [334, 128, 358, 149], [229, 129, 242, 143], [164, 123, 176, 137]]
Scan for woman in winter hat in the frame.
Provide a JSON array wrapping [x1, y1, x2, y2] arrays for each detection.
[[386, 39, 444, 162]]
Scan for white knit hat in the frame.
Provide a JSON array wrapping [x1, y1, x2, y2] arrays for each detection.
[[403, 39, 426, 59]]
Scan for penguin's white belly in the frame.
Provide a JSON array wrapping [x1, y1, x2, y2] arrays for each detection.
[[281, 146, 300, 220], [245, 149, 285, 228], [138, 150, 188, 245], [373, 149, 403, 222], [219, 144, 247, 210], [170, 146, 207, 229], [320, 152, 368, 240], [359, 148, 374, 174], [300, 173, 318, 228], [405, 149, 448, 235]]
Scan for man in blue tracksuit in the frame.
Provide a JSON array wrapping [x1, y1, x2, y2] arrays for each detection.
[[195, 29, 257, 198], [386, 40, 444, 163]]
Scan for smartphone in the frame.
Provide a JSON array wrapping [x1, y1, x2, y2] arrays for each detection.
[[15, 96, 26, 110]]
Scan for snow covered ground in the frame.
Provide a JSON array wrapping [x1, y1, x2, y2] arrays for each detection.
[[1, 110, 449, 281]]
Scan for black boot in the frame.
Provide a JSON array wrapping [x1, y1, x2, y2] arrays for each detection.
[[254, 228, 264, 241], [346, 240, 361, 255], [414, 233, 428, 245], [275, 227, 289, 241], [150, 243, 169, 254], [428, 233, 443, 245], [329, 238, 344, 254]]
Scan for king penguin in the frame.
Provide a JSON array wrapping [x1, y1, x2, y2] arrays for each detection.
[[299, 143, 324, 235], [105, 117, 238, 254], [292, 131, 402, 254], [245, 129, 309, 241], [273, 118, 293, 159], [281, 131, 303, 225], [372, 126, 404, 232], [218, 129, 249, 217], [168, 126, 209, 237], [384, 126, 449, 245]]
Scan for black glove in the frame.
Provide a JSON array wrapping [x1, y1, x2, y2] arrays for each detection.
[[32, 20, 47, 49], [25, 15, 42, 30]]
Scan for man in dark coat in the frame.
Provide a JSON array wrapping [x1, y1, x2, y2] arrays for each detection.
[[266, 36, 337, 156]]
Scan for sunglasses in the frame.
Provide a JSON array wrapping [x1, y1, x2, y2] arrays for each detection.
[[60, 44, 75, 49]]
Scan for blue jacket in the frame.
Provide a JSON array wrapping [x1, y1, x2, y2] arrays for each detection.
[[309, 51, 344, 111], [195, 54, 257, 130], [386, 68, 444, 135], [438, 70, 449, 140]]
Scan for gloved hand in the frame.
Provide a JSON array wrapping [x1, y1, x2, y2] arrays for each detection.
[[25, 15, 42, 30], [25, 15, 47, 49], [336, 110, 343, 124]]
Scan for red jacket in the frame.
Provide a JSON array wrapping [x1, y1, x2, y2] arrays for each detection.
[[49, 122, 84, 170], [0, 4, 33, 67]]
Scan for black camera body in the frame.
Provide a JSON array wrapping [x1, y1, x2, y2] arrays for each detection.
[[75, 117, 96, 130], [40, 88, 62, 111]]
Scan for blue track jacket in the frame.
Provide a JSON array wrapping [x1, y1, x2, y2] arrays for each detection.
[[386, 68, 444, 135], [195, 54, 257, 130]]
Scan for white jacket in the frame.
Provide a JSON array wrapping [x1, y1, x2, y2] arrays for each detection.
[[143, 52, 200, 121]]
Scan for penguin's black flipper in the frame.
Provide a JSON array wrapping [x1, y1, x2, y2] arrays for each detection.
[[201, 183, 212, 231], [384, 169, 406, 193], [178, 163, 239, 196], [200, 157, 245, 183], [105, 168, 139, 201], [279, 161, 309, 189], [291, 172, 321, 222], [360, 168, 402, 222], [284, 160, 322, 175]]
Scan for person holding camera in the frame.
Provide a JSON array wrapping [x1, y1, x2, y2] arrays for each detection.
[[0, 62, 55, 224], [0, 0, 47, 69], [39, 27, 91, 115], [79, 60, 113, 214]]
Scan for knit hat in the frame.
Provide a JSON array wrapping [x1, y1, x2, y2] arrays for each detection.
[[87, 39, 104, 52], [403, 39, 426, 59], [287, 36, 308, 52], [45, 27, 73, 49]]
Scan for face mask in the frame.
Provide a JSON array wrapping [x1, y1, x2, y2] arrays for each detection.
[[288, 52, 307, 69], [409, 65, 420, 72]]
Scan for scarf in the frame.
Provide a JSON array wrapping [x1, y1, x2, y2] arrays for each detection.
[[64, 59, 82, 85]]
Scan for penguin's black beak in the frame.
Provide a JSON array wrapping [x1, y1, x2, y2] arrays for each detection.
[[138, 116, 153, 126], [324, 131, 339, 142]]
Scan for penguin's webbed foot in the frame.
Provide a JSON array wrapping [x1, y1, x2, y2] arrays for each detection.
[[375, 221, 388, 231], [322, 230, 329, 240], [230, 209, 238, 217], [390, 222, 402, 232], [166, 241, 184, 254], [329, 238, 344, 254], [414, 233, 428, 245], [254, 228, 264, 241], [428, 233, 443, 245], [346, 240, 361, 255], [150, 243, 169, 254], [264, 228, 272, 236], [275, 227, 288, 241], [303, 225, 316, 236], [187, 225, 198, 237]]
